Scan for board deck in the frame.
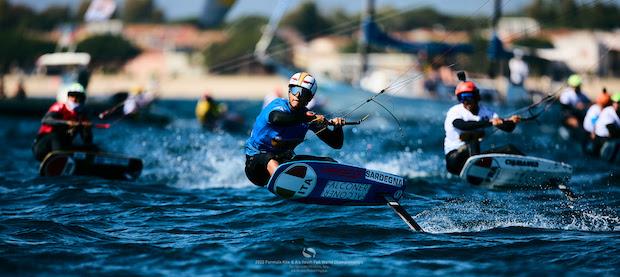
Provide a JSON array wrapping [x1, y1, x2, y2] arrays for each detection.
[[460, 154, 572, 188], [39, 151, 143, 181], [266, 161, 406, 206]]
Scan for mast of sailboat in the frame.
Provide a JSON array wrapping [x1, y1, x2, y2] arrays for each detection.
[[489, 0, 502, 77], [358, 0, 375, 85], [492, 0, 502, 29]]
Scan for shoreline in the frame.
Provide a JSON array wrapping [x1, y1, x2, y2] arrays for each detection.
[[3, 74, 286, 100], [2, 73, 619, 101]]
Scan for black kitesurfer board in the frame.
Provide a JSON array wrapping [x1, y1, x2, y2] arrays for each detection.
[[40, 151, 143, 181]]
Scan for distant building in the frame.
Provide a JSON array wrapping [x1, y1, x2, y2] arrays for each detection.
[[536, 30, 620, 76], [291, 35, 420, 95], [122, 24, 226, 52], [497, 17, 541, 40], [399, 28, 470, 45], [119, 24, 227, 78]]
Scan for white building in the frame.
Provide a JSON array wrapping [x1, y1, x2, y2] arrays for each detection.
[[536, 30, 620, 76]]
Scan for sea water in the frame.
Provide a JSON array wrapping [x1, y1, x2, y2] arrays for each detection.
[[0, 96, 618, 276]]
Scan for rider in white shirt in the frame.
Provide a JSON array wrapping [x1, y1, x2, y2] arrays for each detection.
[[584, 89, 611, 135], [581, 90, 611, 155], [559, 74, 590, 131], [444, 78, 522, 175], [592, 93, 620, 153]]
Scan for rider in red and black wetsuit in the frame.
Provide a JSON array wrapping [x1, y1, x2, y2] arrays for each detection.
[[32, 83, 98, 161]]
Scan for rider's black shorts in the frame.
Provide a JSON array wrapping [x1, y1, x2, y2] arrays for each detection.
[[245, 152, 294, 187], [245, 152, 336, 187]]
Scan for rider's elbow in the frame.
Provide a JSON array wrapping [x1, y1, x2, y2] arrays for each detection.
[[332, 141, 343, 149]]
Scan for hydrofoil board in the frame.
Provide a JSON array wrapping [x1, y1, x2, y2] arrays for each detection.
[[40, 151, 143, 181], [460, 154, 572, 189], [267, 161, 405, 205]]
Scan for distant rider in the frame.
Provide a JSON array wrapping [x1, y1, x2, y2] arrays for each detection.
[[123, 85, 156, 116], [592, 92, 620, 153], [245, 72, 345, 186], [584, 89, 611, 138], [195, 91, 224, 129], [32, 83, 98, 161], [559, 74, 590, 134], [444, 78, 522, 175]]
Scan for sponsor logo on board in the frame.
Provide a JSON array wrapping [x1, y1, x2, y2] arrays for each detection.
[[364, 170, 404, 187], [273, 163, 317, 200], [505, 159, 539, 168], [322, 167, 359, 179], [320, 181, 370, 201]]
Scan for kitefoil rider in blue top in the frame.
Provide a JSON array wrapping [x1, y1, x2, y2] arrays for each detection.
[[245, 72, 345, 186]]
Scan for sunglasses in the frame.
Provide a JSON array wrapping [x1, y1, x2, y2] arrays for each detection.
[[457, 93, 476, 103], [289, 86, 313, 101], [68, 92, 85, 100]]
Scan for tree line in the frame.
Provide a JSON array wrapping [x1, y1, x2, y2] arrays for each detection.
[[1, 0, 619, 75], [0, 0, 164, 32]]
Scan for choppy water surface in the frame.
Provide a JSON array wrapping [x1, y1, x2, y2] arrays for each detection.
[[1, 95, 619, 276]]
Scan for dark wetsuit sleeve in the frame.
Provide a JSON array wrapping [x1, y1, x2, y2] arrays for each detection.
[[453, 119, 516, 132], [607, 123, 620, 138], [452, 119, 491, 130], [268, 110, 306, 126], [80, 126, 94, 144], [496, 121, 516, 132], [41, 111, 70, 126], [311, 124, 344, 149]]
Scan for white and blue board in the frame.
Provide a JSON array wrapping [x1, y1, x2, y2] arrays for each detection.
[[460, 154, 572, 189], [267, 161, 405, 205], [266, 160, 423, 231]]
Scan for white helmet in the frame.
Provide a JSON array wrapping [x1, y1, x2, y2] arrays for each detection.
[[288, 72, 317, 96], [56, 83, 86, 103], [66, 83, 85, 95]]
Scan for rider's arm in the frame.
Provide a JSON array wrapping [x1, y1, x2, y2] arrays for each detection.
[[607, 123, 620, 138], [312, 124, 344, 149], [41, 111, 72, 127], [268, 110, 306, 126], [452, 119, 491, 131], [495, 121, 516, 132]]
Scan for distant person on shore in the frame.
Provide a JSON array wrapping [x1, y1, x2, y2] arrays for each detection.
[[245, 72, 346, 186], [444, 77, 522, 175], [14, 78, 26, 99], [559, 74, 591, 130], [32, 83, 98, 161], [0, 77, 6, 99], [424, 64, 456, 98], [507, 49, 529, 104], [509, 49, 528, 87]]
